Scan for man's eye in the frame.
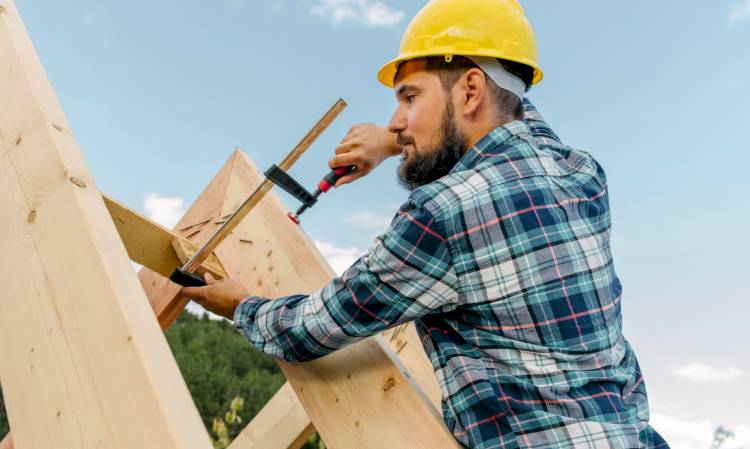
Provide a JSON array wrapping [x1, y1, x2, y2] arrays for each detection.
[[406, 94, 417, 103]]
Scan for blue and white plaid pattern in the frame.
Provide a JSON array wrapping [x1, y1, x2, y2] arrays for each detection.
[[235, 99, 669, 448]]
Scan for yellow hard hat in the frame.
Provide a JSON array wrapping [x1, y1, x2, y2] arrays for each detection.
[[377, 0, 543, 88]]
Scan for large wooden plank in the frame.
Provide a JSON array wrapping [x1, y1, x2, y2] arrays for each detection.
[[139, 149, 458, 448], [229, 322, 441, 449], [0, 2, 212, 448]]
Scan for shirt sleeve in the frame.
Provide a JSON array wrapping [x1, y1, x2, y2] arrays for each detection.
[[233, 198, 459, 362]]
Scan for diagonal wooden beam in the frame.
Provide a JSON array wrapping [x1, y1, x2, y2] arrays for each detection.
[[136, 149, 460, 449], [0, 1, 213, 447], [229, 321, 443, 449]]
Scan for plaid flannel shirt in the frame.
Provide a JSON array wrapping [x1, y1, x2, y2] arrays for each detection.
[[235, 99, 669, 449]]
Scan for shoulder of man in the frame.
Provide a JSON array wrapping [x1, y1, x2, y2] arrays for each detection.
[[404, 145, 608, 227]]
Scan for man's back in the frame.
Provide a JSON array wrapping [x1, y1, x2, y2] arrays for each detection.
[[407, 101, 668, 448]]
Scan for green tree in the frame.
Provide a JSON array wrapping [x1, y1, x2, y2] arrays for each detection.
[[0, 387, 8, 438], [165, 311, 286, 441]]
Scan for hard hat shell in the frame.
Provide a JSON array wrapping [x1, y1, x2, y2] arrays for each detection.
[[377, 0, 543, 88]]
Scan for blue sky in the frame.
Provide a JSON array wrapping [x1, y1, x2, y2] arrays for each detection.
[[15, 1, 750, 447]]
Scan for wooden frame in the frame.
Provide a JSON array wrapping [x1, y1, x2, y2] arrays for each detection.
[[0, 2, 458, 447], [0, 1, 212, 447]]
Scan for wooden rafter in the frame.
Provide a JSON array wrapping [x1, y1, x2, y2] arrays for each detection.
[[0, 1, 457, 446], [136, 150, 459, 448], [0, 1, 212, 447]]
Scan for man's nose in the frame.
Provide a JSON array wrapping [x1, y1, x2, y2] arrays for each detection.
[[388, 106, 407, 134]]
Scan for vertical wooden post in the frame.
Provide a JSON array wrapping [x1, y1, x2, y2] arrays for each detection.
[[0, 1, 212, 448]]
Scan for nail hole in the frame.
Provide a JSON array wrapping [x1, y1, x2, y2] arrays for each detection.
[[52, 123, 63, 132], [15, 136, 22, 146], [27, 209, 36, 223]]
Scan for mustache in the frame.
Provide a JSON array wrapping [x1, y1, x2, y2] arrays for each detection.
[[396, 133, 415, 147]]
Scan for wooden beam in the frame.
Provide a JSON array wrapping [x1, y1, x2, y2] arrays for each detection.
[[182, 99, 346, 273], [139, 149, 459, 448], [0, 1, 212, 447], [230, 322, 442, 449], [103, 194, 227, 279]]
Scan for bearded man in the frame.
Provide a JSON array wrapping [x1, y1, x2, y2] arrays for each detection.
[[182, 1, 668, 447]]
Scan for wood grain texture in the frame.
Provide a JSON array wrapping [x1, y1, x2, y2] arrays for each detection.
[[183, 98, 345, 273], [103, 194, 227, 279], [0, 2, 212, 448], [138, 149, 458, 448]]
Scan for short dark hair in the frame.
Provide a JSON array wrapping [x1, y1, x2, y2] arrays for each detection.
[[422, 55, 533, 121]]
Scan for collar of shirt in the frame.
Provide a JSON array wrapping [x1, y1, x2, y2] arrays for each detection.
[[450, 120, 532, 175]]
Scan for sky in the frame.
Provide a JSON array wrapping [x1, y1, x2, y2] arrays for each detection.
[[12, 1, 750, 447]]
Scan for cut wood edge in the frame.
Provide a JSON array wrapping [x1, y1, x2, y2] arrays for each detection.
[[103, 194, 227, 279]]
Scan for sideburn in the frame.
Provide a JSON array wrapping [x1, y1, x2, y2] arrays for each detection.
[[398, 100, 468, 191]]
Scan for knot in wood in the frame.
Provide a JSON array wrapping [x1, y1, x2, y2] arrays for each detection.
[[27, 209, 36, 223], [69, 176, 87, 188]]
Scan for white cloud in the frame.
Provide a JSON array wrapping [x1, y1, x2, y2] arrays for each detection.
[[651, 412, 750, 449], [729, 0, 750, 26], [314, 240, 361, 275], [143, 193, 186, 229], [311, 0, 405, 28], [673, 362, 745, 384], [343, 210, 392, 231]]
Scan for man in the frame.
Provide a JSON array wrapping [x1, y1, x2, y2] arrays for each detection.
[[182, 0, 669, 447]]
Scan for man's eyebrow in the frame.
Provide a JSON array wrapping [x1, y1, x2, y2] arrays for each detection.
[[396, 84, 419, 96]]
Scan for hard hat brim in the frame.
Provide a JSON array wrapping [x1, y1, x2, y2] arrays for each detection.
[[377, 52, 544, 89]]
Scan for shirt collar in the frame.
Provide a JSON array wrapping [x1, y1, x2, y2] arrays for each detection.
[[450, 120, 532, 174]]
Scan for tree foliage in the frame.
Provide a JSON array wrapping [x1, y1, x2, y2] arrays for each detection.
[[0, 387, 8, 438], [165, 311, 286, 440]]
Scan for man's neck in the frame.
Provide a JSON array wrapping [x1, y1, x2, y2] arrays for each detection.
[[463, 117, 515, 152]]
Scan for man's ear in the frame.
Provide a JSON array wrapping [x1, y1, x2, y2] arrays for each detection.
[[460, 68, 488, 118]]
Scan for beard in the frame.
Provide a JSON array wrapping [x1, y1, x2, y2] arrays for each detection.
[[397, 100, 469, 191]]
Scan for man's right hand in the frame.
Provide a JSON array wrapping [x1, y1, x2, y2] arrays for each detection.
[[328, 124, 401, 187]]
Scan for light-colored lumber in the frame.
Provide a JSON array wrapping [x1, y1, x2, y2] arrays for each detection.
[[381, 323, 442, 410], [0, 1, 212, 448], [103, 194, 227, 279], [227, 383, 314, 449], [139, 149, 459, 449], [183, 99, 346, 273], [231, 322, 441, 449]]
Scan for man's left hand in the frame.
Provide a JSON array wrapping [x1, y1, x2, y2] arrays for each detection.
[[181, 273, 249, 320]]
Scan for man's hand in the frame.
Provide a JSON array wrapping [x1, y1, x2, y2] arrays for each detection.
[[180, 273, 249, 320], [328, 124, 401, 187]]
